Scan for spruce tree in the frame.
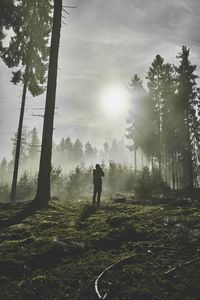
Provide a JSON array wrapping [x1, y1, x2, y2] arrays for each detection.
[[65, 137, 73, 160], [0, 0, 20, 46], [146, 55, 166, 173], [85, 142, 97, 163], [28, 127, 40, 159], [0, 158, 8, 183], [161, 63, 177, 188], [0, 0, 52, 202], [73, 139, 84, 162], [11, 131, 28, 162], [126, 74, 146, 172], [175, 46, 200, 190]]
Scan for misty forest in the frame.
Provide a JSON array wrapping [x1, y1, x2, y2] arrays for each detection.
[[1, 1, 200, 299]]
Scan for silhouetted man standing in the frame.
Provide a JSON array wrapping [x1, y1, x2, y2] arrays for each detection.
[[93, 164, 104, 206]]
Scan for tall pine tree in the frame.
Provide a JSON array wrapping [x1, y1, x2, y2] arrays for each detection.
[[0, 0, 52, 202], [175, 46, 200, 190], [146, 55, 166, 173], [34, 0, 63, 205], [126, 74, 146, 172]]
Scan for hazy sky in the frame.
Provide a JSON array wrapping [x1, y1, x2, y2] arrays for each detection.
[[0, 0, 200, 159]]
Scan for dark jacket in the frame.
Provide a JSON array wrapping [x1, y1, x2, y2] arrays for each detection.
[[93, 168, 104, 186]]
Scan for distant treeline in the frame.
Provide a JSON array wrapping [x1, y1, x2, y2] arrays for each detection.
[[126, 46, 200, 190], [0, 128, 137, 184], [0, 162, 169, 203]]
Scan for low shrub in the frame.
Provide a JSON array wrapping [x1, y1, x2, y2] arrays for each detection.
[[134, 167, 170, 199]]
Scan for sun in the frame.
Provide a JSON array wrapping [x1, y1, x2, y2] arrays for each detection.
[[101, 85, 129, 117]]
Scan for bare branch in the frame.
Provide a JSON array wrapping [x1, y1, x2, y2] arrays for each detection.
[[62, 21, 68, 26], [32, 114, 44, 118], [62, 6, 77, 8], [62, 8, 70, 14]]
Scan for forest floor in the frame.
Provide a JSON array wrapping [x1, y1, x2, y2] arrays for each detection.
[[0, 196, 200, 300]]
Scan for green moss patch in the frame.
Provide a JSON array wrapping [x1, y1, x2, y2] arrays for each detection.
[[0, 199, 200, 299]]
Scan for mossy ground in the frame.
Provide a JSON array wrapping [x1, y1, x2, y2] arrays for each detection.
[[0, 197, 200, 299]]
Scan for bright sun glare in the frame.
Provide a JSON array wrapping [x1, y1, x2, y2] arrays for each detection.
[[101, 85, 129, 117]]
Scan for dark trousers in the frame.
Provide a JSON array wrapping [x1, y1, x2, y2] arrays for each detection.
[[93, 184, 102, 206]]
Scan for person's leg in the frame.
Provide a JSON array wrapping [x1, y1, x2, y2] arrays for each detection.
[[97, 185, 102, 207], [93, 185, 97, 204]]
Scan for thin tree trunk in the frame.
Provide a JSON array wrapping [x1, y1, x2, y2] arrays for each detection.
[[151, 155, 154, 171], [141, 150, 144, 168], [158, 145, 161, 174], [134, 147, 137, 174], [175, 152, 179, 189], [174, 160, 177, 190], [158, 89, 162, 175], [163, 150, 167, 182], [172, 153, 175, 190], [34, 0, 62, 205], [10, 75, 28, 203], [186, 119, 193, 190], [183, 152, 187, 190]]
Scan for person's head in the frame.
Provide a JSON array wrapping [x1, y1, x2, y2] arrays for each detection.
[[95, 164, 100, 170]]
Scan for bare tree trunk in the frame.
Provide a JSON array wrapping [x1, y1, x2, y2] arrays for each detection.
[[158, 148, 161, 174], [163, 150, 167, 182], [158, 91, 162, 175], [34, 0, 62, 205], [175, 152, 179, 189], [141, 150, 144, 169], [134, 147, 137, 174], [10, 74, 28, 203], [186, 119, 193, 190], [172, 154, 175, 190], [151, 155, 154, 171]]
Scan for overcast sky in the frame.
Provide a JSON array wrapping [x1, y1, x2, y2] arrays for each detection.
[[0, 0, 200, 160]]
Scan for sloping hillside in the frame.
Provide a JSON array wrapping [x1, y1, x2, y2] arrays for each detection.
[[0, 198, 200, 299]]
